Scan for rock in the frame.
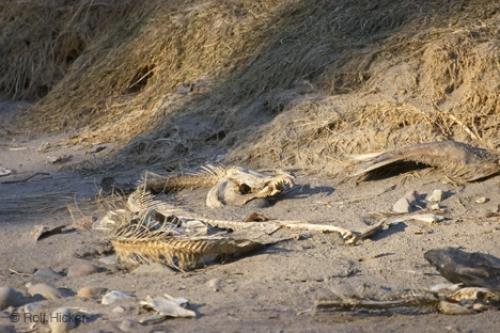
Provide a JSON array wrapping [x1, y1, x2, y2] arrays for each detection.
[[0, 325, 16, 333], [206, 278, 222, 292], [77, 287, 107, 299], [0, 167, 12, 177], [0, 287, 26, 310], [67, 261, 101, 277], [26, 283, 64, 301], [49, 307, 77, 333], [392, 197, 411, 213], [428, 189, 444, 203], [101, 291, 134, 305], [118, 319, 138, 332], [424, 248, 500, 290], [34, 268, 63, 280], [475, 196, 488, 204]]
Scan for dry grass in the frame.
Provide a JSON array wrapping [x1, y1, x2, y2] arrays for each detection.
[[1, 0, 498, 175]]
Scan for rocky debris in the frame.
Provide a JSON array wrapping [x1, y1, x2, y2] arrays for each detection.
[[34, 268, 63, 281], [26, 283, 64, 301], [140, 294, 196, 318], [31, 224, 68, 241], [77, 287, 108, 299], [0, 167, 12, 177], [428, 189, 444, 203], [48, 307, 77, 333], [101, 290, 135, 305], [47, 154, 72, 164], [424, 248, 500, 290], [0, 287, 26, 310], [67, 261, 102, 277]]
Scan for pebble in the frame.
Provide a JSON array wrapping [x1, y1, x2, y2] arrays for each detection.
[[112, 306, 126, 314], [119, 319, 138, 332], [0, 167, 12, 177], [26, 283, 64, 301], [428, 189, 444, 203], [49, 307, 77, 333], [392, 197, 411, 213], [67, 261, 101, 277], [34, 267, 63, 280], [0, 287, 26, 310], [77, 287, 108, 299], [101, 290, 135, 305], [206, 278, 222, 292]]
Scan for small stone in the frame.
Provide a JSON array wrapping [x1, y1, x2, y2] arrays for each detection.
[[34, 268, 63, 280], [206, 278, 222, 292], [0, 287, 26, 310], [428, 189, 444, 203], [49, 307, 76, 333], [101, 290, 134, 305], [119, 319, 138, 332], [67, 261, 101, 277], [26, 283, 64, 301], [475, 197, 488, 204], [77, 287, 107, 299], [392, 197, 411, 213]]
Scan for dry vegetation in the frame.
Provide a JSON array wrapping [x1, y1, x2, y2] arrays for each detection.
[[1, 0, 498, 174]]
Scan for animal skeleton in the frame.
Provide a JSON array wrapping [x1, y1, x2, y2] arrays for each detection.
[[350, 140, 499, 183], [141, 165, 296, 208]]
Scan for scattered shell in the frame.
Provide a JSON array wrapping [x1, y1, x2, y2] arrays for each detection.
[[0, 167, 12, 177], [101, 290, 135, 305], [475, 197, 488, 204], [140, 294, 196, 318], [77, 287, 107, 299], [26, 283, 64, 301], [67, 261, 101, 277], [0, 287, 26, 310], [428, 189, 444, 203], [49, 307, 77, 333]]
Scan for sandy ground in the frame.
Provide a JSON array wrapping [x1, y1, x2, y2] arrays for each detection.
[[1, 101, 499, 332]]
